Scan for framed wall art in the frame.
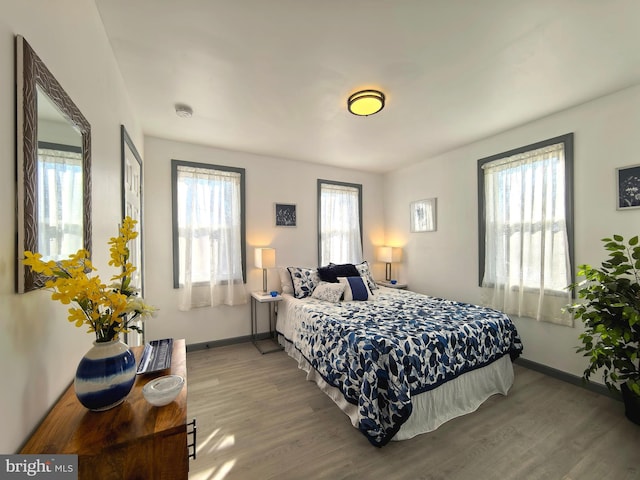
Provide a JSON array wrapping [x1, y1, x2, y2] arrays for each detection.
[[275, 203, 296, 227], [617, 164, 640, 210], [410, 198, 437, 232]]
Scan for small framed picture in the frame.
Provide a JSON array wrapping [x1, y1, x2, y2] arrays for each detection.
[[616, 164, 640, 210], [275, 203, 296, 227], [410, 198, 437, 232]]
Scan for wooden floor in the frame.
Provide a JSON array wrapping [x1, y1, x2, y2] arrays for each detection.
[[187, 342, 640, 480]]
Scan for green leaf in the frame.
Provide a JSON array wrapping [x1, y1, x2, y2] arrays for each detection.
[[569, 232, 640, 390]]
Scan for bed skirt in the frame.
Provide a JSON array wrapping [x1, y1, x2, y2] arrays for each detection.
[[278, 334, 514, 441]]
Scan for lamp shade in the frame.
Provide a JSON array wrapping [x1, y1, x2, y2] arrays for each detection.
[[377, 246, 402, 263], [377, 246, 393, 263], [348, 90, 385, 116], [254, 247, 276, 269]]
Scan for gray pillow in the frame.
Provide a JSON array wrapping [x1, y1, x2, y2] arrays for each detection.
[[311, 282, 345, 303]]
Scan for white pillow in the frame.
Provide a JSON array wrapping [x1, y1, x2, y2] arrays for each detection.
[[338, 276, 373, 301], [355, 261, 378, 290], [278, 267, 294, 294], [287, 266, 321, 299], [311, 282, 345, 303]]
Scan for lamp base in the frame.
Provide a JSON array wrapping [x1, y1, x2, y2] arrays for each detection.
[[385, 263, 391, 282]]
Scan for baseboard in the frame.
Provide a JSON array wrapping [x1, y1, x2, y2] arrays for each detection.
[[514, 357, 621, 401], [187, 333, 271, 352]]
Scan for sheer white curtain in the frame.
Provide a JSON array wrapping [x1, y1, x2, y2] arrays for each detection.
[[176, 165, 246, 310], [482, 142, 572, 326], [37, 147, 83, 261], [319, 182, 363, 265]]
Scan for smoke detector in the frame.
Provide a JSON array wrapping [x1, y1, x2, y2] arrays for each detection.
[[175, 103, 193, 118]]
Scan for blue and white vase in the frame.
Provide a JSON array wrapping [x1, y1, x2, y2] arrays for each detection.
[[74, 339, 137, 411]]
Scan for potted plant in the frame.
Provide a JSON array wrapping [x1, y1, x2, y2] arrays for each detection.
[[23, 217, 157, 410], [567, 235, 640, 424]]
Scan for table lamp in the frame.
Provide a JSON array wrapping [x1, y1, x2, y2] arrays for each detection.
[[378, 246, 402, 281], [255, 247, 276, 292]]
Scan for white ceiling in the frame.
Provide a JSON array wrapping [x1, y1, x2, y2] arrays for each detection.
[[95, 0, 640, 173]]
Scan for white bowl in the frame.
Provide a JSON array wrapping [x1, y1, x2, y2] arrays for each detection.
[[142, 375, 184, 406]]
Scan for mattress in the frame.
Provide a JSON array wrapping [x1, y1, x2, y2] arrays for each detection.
[[276, 287, 523, 446]]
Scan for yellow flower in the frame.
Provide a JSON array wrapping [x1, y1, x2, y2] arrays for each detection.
[[23, 251, 58, 276], [68, 308, 87, 328], [22, 217, 156, 343]]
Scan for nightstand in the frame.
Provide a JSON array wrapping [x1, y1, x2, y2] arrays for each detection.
[[250, 291, 284, 354], [376, 280, 408, 290]]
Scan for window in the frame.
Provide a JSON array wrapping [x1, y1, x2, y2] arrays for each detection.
[[318, 180, 363, 266], [37, 142, 83, 261], [171, 160, 246, 309], [478, 133, 574, 326]]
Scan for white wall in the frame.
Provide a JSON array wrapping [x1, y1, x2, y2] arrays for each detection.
[[143, 136, 386, 344], [385, 84, 640, 380], [0, 1, 142, 453]]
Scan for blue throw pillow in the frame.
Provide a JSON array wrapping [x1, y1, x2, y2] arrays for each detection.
[[338, 276, 371, 301], [317, 265, 339, 283], [319, 263, 360, 283]]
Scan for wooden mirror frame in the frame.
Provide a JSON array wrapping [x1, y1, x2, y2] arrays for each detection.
[[16, 35, 92, 293]]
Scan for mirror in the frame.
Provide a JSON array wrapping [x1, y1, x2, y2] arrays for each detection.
[[16, 35, 91, 293], [121, 125, 144, 346], [121, 125, 143, 295]]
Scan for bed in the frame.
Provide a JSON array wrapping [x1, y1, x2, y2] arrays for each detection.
[[275, 268, 523, 447]]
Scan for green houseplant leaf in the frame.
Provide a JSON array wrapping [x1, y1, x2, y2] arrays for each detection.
[[566, 235, 640, 396]]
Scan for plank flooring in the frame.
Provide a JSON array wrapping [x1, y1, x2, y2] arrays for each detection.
[[187, 342, 640, 480]]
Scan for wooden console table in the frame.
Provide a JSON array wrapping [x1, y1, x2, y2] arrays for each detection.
[[21, 338, 191, 480]]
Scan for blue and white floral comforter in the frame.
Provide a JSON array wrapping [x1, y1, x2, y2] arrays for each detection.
[[282, 289, 523, 447]]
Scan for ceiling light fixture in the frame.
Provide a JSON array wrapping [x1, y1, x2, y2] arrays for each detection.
[[347, 89, 385, 116], [175, 103, 193, 118]]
